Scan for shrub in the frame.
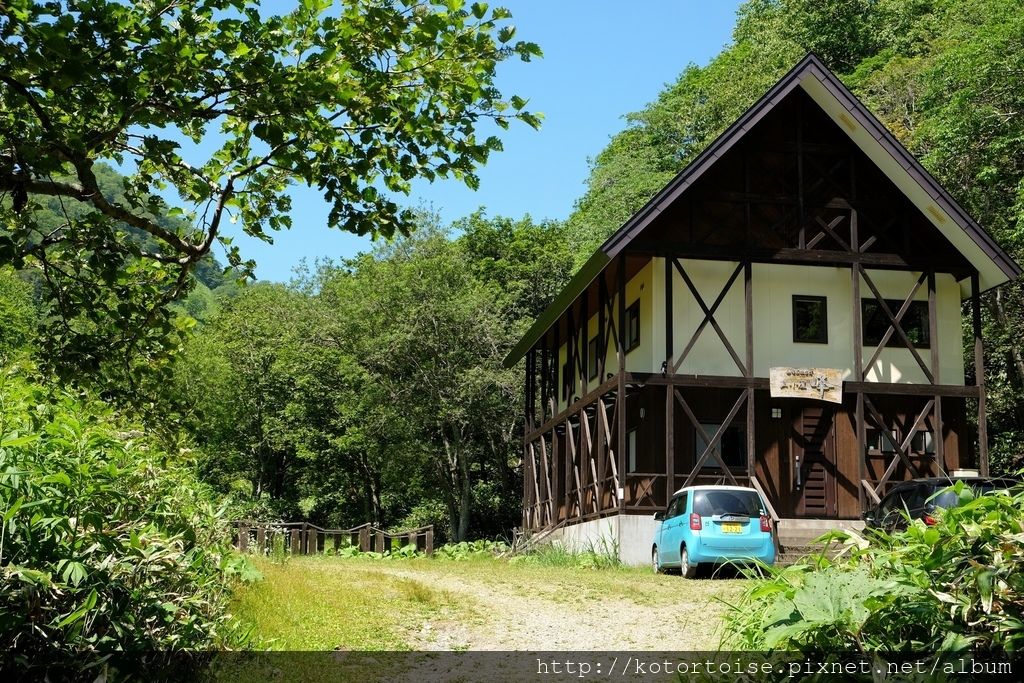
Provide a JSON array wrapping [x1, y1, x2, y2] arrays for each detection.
[[723, 480, 1024, 654], [0, 367, 250, 675]]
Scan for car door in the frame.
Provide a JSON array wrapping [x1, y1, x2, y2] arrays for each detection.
[[661, 493, 687, 566]]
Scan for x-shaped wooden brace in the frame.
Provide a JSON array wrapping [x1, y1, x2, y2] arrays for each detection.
[[598, 396, 621, 505], [564, 419, 586, 518], [538, 435, 555, 526], [860, 268, 933, 383], [669, 259, 747, 375], [578, 408, 601, 514], [806, 214, 850, 251], [863, 394, 924, 498], [676, 387, 747, 489]]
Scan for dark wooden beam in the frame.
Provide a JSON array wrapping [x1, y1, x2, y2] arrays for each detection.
[[744, 262, 755, 478], [617, 254, 627, 511], [971, 272, 989, 475]]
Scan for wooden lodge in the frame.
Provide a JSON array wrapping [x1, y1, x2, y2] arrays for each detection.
[[503, 54, 1021, 564]]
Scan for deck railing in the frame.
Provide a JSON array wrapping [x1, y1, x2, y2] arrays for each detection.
[[231, 521, 434, 556]]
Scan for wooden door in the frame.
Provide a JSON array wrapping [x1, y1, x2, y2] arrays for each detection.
[[794, 403, 837, 517]]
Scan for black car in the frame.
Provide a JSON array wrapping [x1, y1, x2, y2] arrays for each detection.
[[862, 476, 1018, 531]]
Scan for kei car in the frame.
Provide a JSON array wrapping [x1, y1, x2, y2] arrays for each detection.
[[862, 476, 1018, 531], [652, 485, 775, 577]]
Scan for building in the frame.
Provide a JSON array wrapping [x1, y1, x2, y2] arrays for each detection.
[[502, 54, 1021, 565]]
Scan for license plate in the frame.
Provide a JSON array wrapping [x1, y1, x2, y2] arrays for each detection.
[[722, 522, 742, 534]]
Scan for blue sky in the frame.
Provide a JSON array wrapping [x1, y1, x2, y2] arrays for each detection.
[[223, 1, 744, 282]]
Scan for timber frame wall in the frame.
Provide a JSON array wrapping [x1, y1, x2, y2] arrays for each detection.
[[521, 240, 988, 531], [517, 56, 1012, 532]]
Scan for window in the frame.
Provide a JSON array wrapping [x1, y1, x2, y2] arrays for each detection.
[[587, 336, 599, 380], [666, 493, 688, 519], [627, 428, 638, 473], [693, 489, 763, 517], [792, 295, 828, 343], [624, 300, 640, 353], [696, 422, 746, 470], [866, 427, 897, 453], [862, 299, 930, 348], [911, 430, 935, 455], [561, 361, 573, 401]]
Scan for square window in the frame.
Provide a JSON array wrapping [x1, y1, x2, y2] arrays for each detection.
[[911, 431, 935, 454], [792, 295, 828, 343], [588, 336, 599, 380], [624, 300, 640, 353], [862, 299, 930, 348], [697, 422, 745, 469]]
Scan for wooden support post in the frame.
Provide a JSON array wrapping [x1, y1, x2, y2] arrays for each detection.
[[307, 529, 318, 555], [290, 528, 301, 555], [971, 272, 988, 474], [665, 257, 675, 505], [928, 272, 944, 475], [375, 530, 384, 553], [617, 255, 627, 511], [425, 528, 434, 556], [238, 525, 248, 553], [256, 526, 265, 554], [856, 391, 866, 512], [744, 262, 755, 480], [359, 526, 369, 552]]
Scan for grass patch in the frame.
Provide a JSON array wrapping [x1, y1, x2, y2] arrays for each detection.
[[231, 556, 461, 650]]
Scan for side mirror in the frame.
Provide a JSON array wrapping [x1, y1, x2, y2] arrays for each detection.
[[653, 511, 665, 521]]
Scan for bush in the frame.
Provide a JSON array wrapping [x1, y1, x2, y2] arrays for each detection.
[[724, 480, 1024, 653], [0, 367, 250, 674]]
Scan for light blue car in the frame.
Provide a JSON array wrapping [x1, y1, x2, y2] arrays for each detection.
[[652, 485, 775, 577]]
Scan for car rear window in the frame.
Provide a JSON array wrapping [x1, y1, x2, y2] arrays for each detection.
[[693, 490, 762, 517], [930, 480, 1016, 509]]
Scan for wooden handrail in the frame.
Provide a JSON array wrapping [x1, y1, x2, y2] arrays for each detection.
[[750, 476, 781, 523]]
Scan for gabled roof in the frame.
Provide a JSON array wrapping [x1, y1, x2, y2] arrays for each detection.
[[503, 53, 1021, 368]]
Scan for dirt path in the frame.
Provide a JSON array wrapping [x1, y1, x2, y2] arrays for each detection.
[[362, 562, 738, 651]]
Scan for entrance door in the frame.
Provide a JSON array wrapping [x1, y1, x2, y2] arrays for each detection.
[[794, 404, 837, 517]]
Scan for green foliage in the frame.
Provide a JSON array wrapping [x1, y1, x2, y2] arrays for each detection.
[[1, 0, 540, 390], [570, 0, 1024, 464], [179, 213, 573, 541], [511, 536, 622, 570], [433, 539, 509, 560], [0, 266, 37, 359], [0, 366, 250, 669], [724, 480, 1024, 653]]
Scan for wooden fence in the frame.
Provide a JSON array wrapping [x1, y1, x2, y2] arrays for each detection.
[[231, 521, 434, 556]]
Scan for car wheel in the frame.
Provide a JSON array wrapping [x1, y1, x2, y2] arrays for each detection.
[[652, 547, 663, 574], [680, 546, 697, 579]]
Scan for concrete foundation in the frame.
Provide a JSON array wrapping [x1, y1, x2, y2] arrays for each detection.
[[541, 514, 863, 566], [544, 513, 659, 567]]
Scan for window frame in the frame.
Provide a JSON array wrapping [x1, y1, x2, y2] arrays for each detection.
[[587, 335, 600, 381], [791, 294, 828, 344], [624, 300, 640, 354], [861, 298, 931, 349], [696, 421, 746, 470]]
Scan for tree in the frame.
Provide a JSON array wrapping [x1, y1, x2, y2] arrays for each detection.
[[0, 0, 540, 379]]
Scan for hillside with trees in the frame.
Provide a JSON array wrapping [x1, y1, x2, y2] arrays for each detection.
[[2, 0, 1024, 668]]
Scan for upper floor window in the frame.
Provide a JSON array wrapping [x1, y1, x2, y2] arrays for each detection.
[[588, 336, 599, 380], [862, 299, 930, 349], [624, 300, 640, 353], [792, 295, 828, 344]]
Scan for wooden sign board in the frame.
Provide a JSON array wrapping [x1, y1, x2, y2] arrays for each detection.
[[769, 367, 843, 404]]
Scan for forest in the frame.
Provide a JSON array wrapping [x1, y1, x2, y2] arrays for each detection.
[[2, 0, 1024, 659]]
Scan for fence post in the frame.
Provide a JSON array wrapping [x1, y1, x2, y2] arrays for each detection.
[[425, 528, 434, 556], [408, 531, 416, 551], [237, 524, 248, 553], [256, 526, 266, 554], [306, 529, 317, 555], [359, 526, 369, 552], [290, 528, 301, 554]]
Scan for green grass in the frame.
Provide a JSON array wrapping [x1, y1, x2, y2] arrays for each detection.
[[231, 556, 464, 650], [230, 552, 745, 653]]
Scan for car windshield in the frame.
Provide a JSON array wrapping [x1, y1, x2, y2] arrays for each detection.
[[693, 490, 762, 517], [930, 480, 1015, 509]]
